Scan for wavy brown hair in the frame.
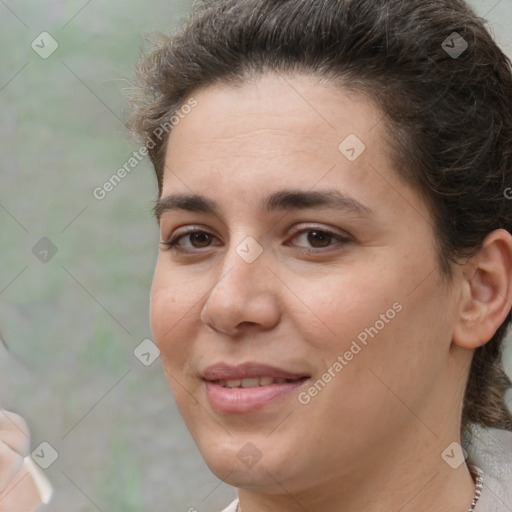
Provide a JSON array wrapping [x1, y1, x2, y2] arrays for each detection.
[[127, 0, 512, 435]]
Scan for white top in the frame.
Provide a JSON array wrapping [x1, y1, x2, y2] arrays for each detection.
[[220, 500, 238, 512], [466, 426, 512, 511], [219, 426, 512, 512]]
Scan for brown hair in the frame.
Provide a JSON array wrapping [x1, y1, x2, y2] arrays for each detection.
[[127, 0, 512, 434]]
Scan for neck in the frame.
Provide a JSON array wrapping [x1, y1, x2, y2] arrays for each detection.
[[237, 429, 477, 512]]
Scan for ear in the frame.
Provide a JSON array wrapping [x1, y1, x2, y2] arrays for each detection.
[[453, 229, 512, 349]]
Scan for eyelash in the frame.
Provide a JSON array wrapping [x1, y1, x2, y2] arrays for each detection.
[[160, 227, 351, 255]]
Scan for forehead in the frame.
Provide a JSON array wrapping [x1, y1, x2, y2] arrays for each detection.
[[167, 74, 385, 160], [161, 73, 431, 228]]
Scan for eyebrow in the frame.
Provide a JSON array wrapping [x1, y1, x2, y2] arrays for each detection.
[[154, 189, 375, 222]]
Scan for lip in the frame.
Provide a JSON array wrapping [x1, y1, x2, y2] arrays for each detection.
[[202, 362, 310, 413], [202, 362, 309, 381]]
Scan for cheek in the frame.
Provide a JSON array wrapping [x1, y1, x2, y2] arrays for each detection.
[[149, 280, 201, 409], [150, 286, 176, 344], [292, 265, 401, 355], [149, 264, 194, 357], [298, 254, 449, 395]]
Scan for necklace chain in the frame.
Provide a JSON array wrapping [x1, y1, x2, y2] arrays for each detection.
[[234, 464, 484, 512], [467, 464, 484, 512]]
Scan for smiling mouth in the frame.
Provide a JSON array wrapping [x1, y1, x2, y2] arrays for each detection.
[[201, 362, 311, 412], [214, 376, 309, 389], [203, 373, 311, 413]]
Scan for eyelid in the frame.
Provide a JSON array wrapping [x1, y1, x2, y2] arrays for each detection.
[[161, 223, 352, 253], [161, 224, 217, 242], [285, 225, 351, 251], [161, 225, 220, 248], [288, 223, 351, 240]]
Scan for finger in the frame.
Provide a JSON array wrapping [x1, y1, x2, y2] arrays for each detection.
[[0, 457, 51, 512], [0, 411, 30, 458], [23, 457, 52, 505], [0, 442, 24, 493]]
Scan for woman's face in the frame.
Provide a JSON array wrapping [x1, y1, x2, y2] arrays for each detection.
[[150, 74, 466, 494]]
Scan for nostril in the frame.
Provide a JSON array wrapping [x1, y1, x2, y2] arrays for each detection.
[[209, 319, 235, 336]]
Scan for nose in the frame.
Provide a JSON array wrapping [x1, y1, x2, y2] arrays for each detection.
[[200, 240, 281, 337]]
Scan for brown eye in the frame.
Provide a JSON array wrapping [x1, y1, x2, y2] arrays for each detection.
[[306, 231, 334, 248], [189, 232, 213, 248], [161, 229, 220, 252], [291, 228, 349, 251]]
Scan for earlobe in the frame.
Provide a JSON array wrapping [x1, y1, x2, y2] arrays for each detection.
[[453, 229, 512, 350]]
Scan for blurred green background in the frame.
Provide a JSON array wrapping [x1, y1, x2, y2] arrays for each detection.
[[1, 1, 511, 511], [1, 1, 237, 511]]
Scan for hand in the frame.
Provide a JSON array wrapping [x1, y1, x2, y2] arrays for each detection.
[[0, 410, 52, 511]]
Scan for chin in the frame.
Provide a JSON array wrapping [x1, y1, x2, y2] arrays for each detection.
[[195, 431, 300, 491]]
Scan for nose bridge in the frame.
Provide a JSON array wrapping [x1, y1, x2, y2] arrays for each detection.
[[211, 233, 267, 300], [200, 233, 279, 334]]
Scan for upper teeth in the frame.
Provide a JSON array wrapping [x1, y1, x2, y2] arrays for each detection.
[[218, 377, 291, 388]]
